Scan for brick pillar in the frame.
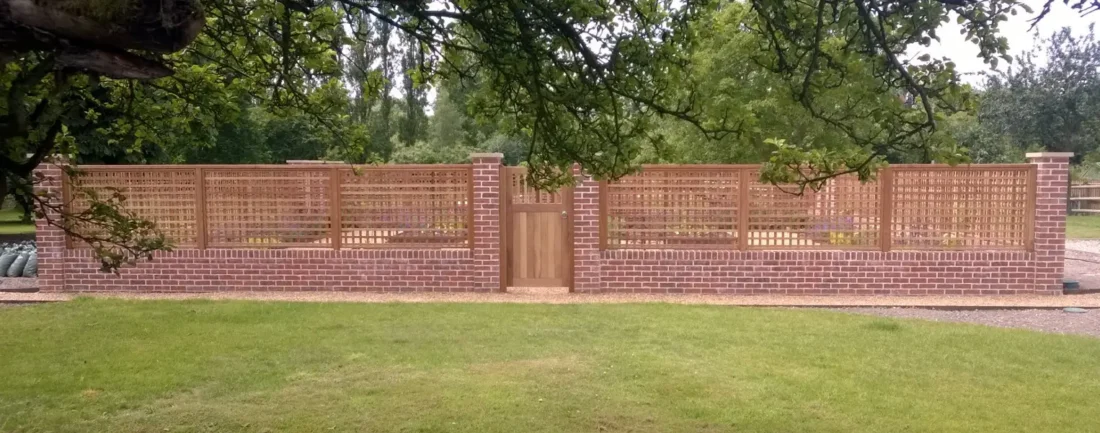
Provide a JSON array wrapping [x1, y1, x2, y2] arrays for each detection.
[[33, 158, 68, 292], [572, 165, 601, 292], [1028, 152, 1072, 294], [471, 153, 503, 292]]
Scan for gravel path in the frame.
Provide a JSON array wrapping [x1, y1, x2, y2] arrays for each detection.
[[1063, 253, 1100, 289], [838, 308, 1100, 338], [4, 291, 1100, 308], [0, 277, 38, 291], [1064, 241, 1100, 289], [6, 291, 1096, 338], [1067, 239, 1100, 254]]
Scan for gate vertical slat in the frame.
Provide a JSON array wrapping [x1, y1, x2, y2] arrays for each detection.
[[498, 165, 509, 291], [329, 167, 342, 250], [195, 167, 207, 250], [879, 167, 892, 252], [738, 168, 750, 251]]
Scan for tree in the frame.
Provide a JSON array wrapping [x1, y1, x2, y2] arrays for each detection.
[[978, 25, 1100, 162], [398, 34, 429, 147], [940, 112, 1026, 164], [640, 2, 967, 171]]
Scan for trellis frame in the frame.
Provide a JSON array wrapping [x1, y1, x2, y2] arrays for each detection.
[[601, 163, 1038, 252], [62, 162, 1039, 253], [65, 164, 475, 250]]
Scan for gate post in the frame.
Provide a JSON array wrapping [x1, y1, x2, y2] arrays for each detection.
[[470, 153, 503, 292], [33, 157, 68, 292], [572, 165, 601, 292], [1027, 152, 1072, 294]]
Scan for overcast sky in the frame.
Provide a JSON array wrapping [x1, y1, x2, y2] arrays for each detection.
[[915, 0, 1099, 84]]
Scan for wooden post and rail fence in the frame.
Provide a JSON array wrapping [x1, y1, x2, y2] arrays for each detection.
[[1070, 183, 1100, 214]]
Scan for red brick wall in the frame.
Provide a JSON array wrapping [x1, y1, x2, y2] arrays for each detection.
[[571, 166, 601, 292], [60, 249, 473, 292], [584, 153, 1070, 296], [33, 159, 67, 292], [598, 250, 1036, 295], [471, 153, 503, 291], [1030, 153, 1071, 293], [35, 153, 1070, 295]]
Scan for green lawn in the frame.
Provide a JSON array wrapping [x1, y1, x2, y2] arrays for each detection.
[[0, 207, 34, 235], [1067, 215, 1100, 239], [2, 299, 1099, 433]]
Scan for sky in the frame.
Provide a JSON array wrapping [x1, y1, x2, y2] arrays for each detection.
[[917, 0, 1099, 84]]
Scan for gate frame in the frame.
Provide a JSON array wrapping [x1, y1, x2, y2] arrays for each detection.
[[499, 165, 574, 291]]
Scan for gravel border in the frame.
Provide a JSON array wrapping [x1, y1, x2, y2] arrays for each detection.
[[1068, 239, 1100, 255], [8, 292, 1098, 337], [4, 291, 1100, 308], [836, 307, 1100, 338], [0, 277, 38, 292]]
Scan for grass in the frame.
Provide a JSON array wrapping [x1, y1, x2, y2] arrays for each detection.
[[0, 207, 34, 235], [2, 299, 1099, 433], [1067, 215, 1100, 239]]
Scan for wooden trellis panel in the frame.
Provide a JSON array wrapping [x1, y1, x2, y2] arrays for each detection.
[[68, 168, 199, 248], [747, 173, 880, 249], [605, 166, 741, 248], [64, 162, 1037, 253], [604, 164, 1034, 251], [890, 165, 1033, 250], [339, 165, 472, 248], [204, 168, 331, 248]]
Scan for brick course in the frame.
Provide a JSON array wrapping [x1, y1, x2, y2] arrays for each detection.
[[61, 249, 472, 292], [597, 250, 1038, 295], [471, 153, 503, 291], [34, 159, 66, 292], [571, 166, 601, 292], [1029, 153, 1071, 293]]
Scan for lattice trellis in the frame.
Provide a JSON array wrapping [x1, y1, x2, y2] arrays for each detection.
[[204, 168, 331, 248], [890, 166, 1033, 250], [507, 167, 566, 205], [605, 164, 1034, 251], [340, 166, 471, 248], [68, 168, 199, 248], [64, 162, 1035, 252], [606, 167, 740, 248], [747, 173, 880, 249]]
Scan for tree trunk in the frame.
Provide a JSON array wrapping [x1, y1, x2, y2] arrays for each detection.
[[3, 0, 204, 53]]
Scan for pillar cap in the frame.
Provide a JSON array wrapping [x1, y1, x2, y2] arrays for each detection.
[[1026, 152, 1074, 158], [469, 153, 504, 160]]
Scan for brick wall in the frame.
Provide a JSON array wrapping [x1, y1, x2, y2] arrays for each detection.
[[36, 153, 1070, 295], [597, 250, 1036, 295], [60, 249, 472, 292], [1029, 152, 1072, 293], [34, 159, 66, 292], [35, 156, 490, 293], [583, 153, 1071, 296], [471, 153, 503, 291], [571, 166, 601, 292]]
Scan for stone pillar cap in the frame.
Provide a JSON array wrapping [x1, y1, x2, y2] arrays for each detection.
[[1025, 152, 1074, 158]]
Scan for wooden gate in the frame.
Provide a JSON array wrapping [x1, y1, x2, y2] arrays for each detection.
[[501, 167, 572, 289]]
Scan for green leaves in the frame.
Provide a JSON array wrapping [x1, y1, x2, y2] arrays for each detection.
[[978, 25, 1100, 161]]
